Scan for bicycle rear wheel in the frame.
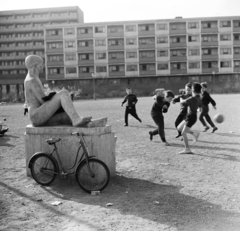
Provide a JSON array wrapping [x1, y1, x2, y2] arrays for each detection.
[[30, 153, 58, 186], [75, 158, 110, 193]]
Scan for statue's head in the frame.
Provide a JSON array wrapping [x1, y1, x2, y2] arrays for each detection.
[[25, 55, 44, 74]]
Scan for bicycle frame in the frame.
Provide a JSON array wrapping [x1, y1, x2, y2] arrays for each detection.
[[48, 133, 95, 176]]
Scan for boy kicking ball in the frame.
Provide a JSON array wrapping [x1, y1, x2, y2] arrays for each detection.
[[177, 82, 202, 154]]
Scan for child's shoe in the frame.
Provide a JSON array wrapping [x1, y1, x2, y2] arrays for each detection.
[[179, 148, 193, 154], [203, 126, 210, 132], [212, 127, 218, 133]]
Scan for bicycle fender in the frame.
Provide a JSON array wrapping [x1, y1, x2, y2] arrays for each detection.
[[28, 152, 57, 169]]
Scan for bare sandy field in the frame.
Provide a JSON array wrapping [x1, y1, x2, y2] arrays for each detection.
[[1, 94, 240, 231]]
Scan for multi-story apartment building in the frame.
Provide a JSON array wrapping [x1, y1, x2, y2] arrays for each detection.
[[0, 6, 83, 101], [44, 16, 240, 98], [1, 8, 240, 100]]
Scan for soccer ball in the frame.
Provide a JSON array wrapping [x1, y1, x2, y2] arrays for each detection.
[[213, 114, 224, 123]]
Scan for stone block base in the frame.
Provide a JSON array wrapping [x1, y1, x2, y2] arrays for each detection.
[[25, 125, 117, 177]]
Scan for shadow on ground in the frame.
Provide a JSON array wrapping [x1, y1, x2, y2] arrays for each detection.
[[41, 175, 240, 231]]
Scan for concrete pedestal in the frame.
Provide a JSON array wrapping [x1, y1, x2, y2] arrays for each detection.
[[25, 125, 117, 177]]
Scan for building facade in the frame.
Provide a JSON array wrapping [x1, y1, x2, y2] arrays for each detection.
[[44, 16, 240, 98], [0, 6, 83, 101], [1, 8, 240, 100]]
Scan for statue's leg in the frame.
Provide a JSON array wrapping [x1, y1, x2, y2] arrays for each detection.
[[41, 112, 72, 126], [86, 117, 108, 127], [31, 89, 91, 127]]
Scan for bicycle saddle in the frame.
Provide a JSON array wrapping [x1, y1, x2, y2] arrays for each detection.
[[46, 138, 61, 145]]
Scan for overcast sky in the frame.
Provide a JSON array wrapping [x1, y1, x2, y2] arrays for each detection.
[[1, 0, 240, 23]]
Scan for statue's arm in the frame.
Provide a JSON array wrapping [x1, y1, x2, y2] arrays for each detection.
[[30, 79, 46, 104]]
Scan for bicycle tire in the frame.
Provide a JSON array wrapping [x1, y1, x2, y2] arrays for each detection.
[[30, 153, 58, 186], [75, 158, 110, 193]]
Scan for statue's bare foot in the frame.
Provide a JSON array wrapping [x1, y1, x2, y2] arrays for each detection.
[[86, 117, 107, 128], [73, 117, 92, 127]]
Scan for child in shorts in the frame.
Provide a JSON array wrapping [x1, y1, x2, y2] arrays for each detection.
[[172, 82, 192, 138], [149, 90, 175, 146], [177, 82, 202, 154]]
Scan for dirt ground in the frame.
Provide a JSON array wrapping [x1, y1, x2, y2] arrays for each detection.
[[1, 94, 240, 231]]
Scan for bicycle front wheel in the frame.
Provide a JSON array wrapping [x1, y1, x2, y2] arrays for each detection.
[[75, 158, 110, 193], [30, 153, 58, 186]]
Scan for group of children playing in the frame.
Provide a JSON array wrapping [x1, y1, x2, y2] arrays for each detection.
[[122, 82, 218, 154]]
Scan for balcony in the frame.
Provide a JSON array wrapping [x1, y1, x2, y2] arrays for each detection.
[[46, 34, 63, 41], [47, 73, 65, 80], [109, 69, 125, 77], [201, 22, 218, 33], [139, 64, 156, 76], [78, 58, 94, 65], [202, 54, 218, 60], [169, 22, 187, 35], [47, 60, 64, 66], [202, 67, 219, 73], [170, 69, 187, 75], [46, 47, 64, 54], [77, 28, 94, 39], [201, 40, 218, 47], [234, 67, 240, 72], [107, 26, 124, 38], [170, 55, 187, 62], [138, 24, 155, 36]]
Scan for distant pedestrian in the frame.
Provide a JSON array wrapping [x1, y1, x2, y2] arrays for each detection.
[[23, 102, 28, 116], [121, 88, 142, 126]]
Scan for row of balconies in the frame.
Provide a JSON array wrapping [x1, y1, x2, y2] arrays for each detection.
[[44, 20, 240, 39], [45, 62, 240, 80], [0, 11, 78, 23]]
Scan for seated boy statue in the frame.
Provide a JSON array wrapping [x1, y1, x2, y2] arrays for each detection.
[[24, 55, 107, 127]]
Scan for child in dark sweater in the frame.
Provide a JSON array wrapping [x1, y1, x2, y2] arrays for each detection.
[[199, 82, 218, 133], [121, 88, 141, 126], [149, 90, 175, 146]]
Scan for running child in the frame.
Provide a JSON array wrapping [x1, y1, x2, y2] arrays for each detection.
[[177, 82, 202, 154], [121, 88, 142, 126], [199, 82, 218, 133], [172, 82, 192, 138], [149, 90, 175, 146], [23, 101, 28, 116]]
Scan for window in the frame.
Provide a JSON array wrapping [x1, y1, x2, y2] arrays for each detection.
[[220, 34, 231, 41], [220, 61, 231, 68], [139, 51, 155, 58], [96, 66, 107, 72], [202, 22, 217, 28], [126, 52, 137, 58], [108, 39, 123, 46], [108, 26, 123, 33], [65, 28, 75, 35], [126, 25, 136, 31], [96, 53, 106, 59], [19, 70, 27, 74], [78, 40, 93, 47], [48, 43, 62, 49], [140, 64, 155, 71], [234, 34, 240, 41], [65, 41, 75, 48], [109, 52, 124, 59], [202, 61, 218, 68], [233, 21, 240, 28], [170, 37, 185, 43], [157, 63, 168, 70], [189, 62, 200, 69], [202, 49, 218, 55], [170, 50, 186, 57], [49, 55, 63, 61], [49, 68, 64, 74], [79, 66, 94, 73], [234, 61, 240, 67], [127, 65, 137, 71], [157, 37, 168, 44], [188, 22, 199, 29], [66, 67, 77, 74], [220, 48, 231, 55], [234, 47, 240, 54], [95, 39, 106, 46], [126, 38, 136, 45], [188, 35, 198, 42], [188, 49, 199, 56], [139, 37, 155, 45], [157, 50, 168, 57], [109, 65, 124, 72], [65, 54, 76, 61], [220, 21, 231, 27], [95, 26, 105, 33], [79, 53, 93, 60], [170, 23, 185, 30], [157, 23, 167, 30], [170, 63, 186, 70], [139, 24, 154, 31]]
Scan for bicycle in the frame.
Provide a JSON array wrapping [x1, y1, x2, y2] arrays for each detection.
[[28, 132, 110, 193]]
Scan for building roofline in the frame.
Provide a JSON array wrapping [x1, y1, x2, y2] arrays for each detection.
[[0, 6, 83, 15]]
